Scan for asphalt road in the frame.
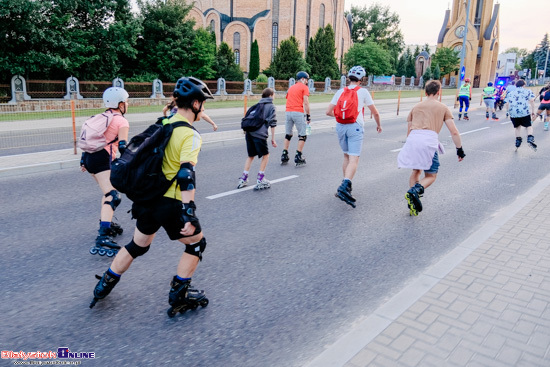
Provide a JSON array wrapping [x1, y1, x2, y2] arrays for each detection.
[[1, 106, 549, 366]]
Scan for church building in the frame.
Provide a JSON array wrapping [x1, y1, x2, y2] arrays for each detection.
[[186, 0, 352, 74], [437, 0, 500, 87]]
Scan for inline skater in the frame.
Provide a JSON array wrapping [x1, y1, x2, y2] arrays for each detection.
[[458, 78, 472, 120], [282, 71, 310, 166], [325, 65, 382, 208], [80, 87, 129, 256], [535, 83, 550, 130], [398, 80, 465, 216], [90, 77, 213, 317], [482, 82, 499, 121], [237, 88, 277, 190], [504, 79, 537, 150]]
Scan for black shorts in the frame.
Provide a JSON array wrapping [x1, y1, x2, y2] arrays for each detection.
[[83, 150, 111, 174], [538, 103, 550, 111], [132, 197, 201, 240], [245, 134, 269, 158], [511, 115, 532, 128]]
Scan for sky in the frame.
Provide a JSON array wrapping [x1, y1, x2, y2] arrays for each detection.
[[347, 0, 547, 53]]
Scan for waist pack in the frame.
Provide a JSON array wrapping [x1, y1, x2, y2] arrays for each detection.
[[110, 117, 195, 203], [78, 111, 120, 152], [334, 87, 359, 124]]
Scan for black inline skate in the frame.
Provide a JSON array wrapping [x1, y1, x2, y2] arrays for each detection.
[[335, 179, 356, 208], [89, 270, 120, 308], [281, 149, 290, 165], [167, 276, 209, 318], [515, 136, 522, 151], [100, 221, 123, 237], [294, 150, 306, 166], [405, 183, 424, 216], [527, 135, 537, 151], [90, 228, 121, 257]]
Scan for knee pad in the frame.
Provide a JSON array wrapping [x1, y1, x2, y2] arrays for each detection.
[[285, 134, 293, 141], [298, 135, 307, 142], [125, 239, 150, 259], [184, 237, 207, 261], [104, 190, 121, 211]]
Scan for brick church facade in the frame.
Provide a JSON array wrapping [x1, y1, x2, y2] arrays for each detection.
[[187, 0, 352, 74], [437, 0, 500, 88]]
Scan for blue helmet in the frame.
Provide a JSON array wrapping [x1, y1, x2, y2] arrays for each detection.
[[487, 82, 493, 87], [174, 77, 214, 102], [296, 71, 309, 80]]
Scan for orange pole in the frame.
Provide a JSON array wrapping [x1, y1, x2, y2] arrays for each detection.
[[244, 95, 248, 116], [71, 100, 77, 155], [397, 90, 402, 115]]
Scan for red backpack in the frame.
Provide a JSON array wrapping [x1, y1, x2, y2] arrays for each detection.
[[334, 87, 360, 124]]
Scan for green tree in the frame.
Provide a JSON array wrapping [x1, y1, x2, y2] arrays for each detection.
[[248, 40, 260, 80], [521, 52, 536, 79], [432, 47, 460, 76], [186, 28, 217, 80], [346, 4, 404, 71], [406, 53, 416, 77], [135, 0, 196, 82], [422, 43, 431, 53], [269, 36, 309, 80], [396, 53, 407, 76], [306, 25, 340, 81], [422, 66, 433, 83], [214, 42, 244, 81], [534, 34, 550, 77], [433, 63, 441, 80], [413, 45, 421, 59], [343, 40, 392, 76]]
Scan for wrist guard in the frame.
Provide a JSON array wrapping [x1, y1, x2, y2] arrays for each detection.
[[80, 153, 85, 167], [118, 140, 127, 155], [306, 114, 311, 122], [456, 147, 466, 159], [181, 201, 201, 232]]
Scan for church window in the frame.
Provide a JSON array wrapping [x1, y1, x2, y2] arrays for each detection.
[[235, 50, 240, 65], [320, 4, 325, 28], [233, 32, 241, 65], [272, 23, 278, 61], [210, 20, 215, 32]]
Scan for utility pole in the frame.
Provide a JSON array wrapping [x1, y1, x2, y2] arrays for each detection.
[[457, 0, 472, 91], [544, 44, 549, 81]]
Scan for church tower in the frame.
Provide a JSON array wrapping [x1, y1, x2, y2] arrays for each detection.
[[437, 0, 500, 88]]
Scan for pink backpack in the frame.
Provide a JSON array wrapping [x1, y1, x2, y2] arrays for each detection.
[[78, 112, 119, 153]]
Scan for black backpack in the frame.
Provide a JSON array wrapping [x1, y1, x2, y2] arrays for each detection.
[[110, 117, 195, 203], [241, 102, 267, 132]]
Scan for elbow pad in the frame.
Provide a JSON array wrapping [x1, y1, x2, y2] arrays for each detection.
[[176, 162, 196, 191]]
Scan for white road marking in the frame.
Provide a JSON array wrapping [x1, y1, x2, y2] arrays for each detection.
[[206, 175, 299, 199], [457, 127, 490, 136], [390, 148, 402, 152], [500, 121, 511, 125]]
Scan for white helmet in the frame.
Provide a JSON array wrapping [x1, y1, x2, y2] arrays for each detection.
[[348, 66, 366, 80], [103, 87, 129, 108]]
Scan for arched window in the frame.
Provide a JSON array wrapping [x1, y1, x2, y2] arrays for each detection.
[[210, 19, 215, 32], [233, 32, 241, 65], [272, 23, 278, 61], [319, 4, 325, 28]]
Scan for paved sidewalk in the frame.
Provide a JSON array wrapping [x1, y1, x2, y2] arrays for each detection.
[[307, 173, 550, 367]]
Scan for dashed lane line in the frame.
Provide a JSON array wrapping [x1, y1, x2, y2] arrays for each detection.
[[206, 175, 299, 199]]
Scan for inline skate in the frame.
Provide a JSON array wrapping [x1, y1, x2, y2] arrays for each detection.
[[167, 276, 209, 317], [335, 179, 356, 208], [89, 270, 120, 308], [294, 151, 306, 166], [90, 227, 121, 257]]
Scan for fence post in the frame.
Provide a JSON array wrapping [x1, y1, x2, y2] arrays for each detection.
[[340, 75, 346, 89], [64, 76, 83, 100], [150, 79, 165, 98], [215, 78, 227, 96], [112, 77, 124, 88], [71, 100, 77, 155], [268, 77, 275, 91], [289, 78, 296, 88], [9, 75, 31, 104], [308, 79, 315, 93], [324, 77, 331, 93]]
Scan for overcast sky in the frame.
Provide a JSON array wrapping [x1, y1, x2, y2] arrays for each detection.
[[347, 0, 547, 52]]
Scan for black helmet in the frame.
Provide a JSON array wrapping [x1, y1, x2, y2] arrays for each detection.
[[173, 77, 214, 102], [296, 71, 309, 80]]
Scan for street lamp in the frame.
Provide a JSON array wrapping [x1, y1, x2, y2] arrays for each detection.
[[457, 0, 472, 91]]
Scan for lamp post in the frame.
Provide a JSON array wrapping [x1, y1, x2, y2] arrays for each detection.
[[544, 44, 549, 81], [457, 0, 472, 91]]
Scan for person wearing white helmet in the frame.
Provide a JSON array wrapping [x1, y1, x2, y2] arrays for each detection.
[[326, 65, 382, 208], [81, 87, 130, 254]]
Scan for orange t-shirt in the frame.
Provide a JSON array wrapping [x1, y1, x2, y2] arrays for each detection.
[[103, 111, 129, 159], [286, 82, 310, 112]]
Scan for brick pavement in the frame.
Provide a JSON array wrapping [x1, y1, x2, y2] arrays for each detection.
[[307, 174, 550, 367]]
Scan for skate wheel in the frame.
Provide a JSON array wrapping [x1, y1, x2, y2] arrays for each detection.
[[167, 308, 177, 318], [106, 249, 116, 257], [98, 248, 107, 256], [200, 299, 209, 307], [90, 247, 98, 255]]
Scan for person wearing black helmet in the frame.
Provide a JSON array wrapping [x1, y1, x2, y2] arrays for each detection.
[[90, 77, 214, 317], [282, 71, 311, 166]]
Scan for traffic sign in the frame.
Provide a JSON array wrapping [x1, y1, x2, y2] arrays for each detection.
[[460, 66, 466, 81]]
